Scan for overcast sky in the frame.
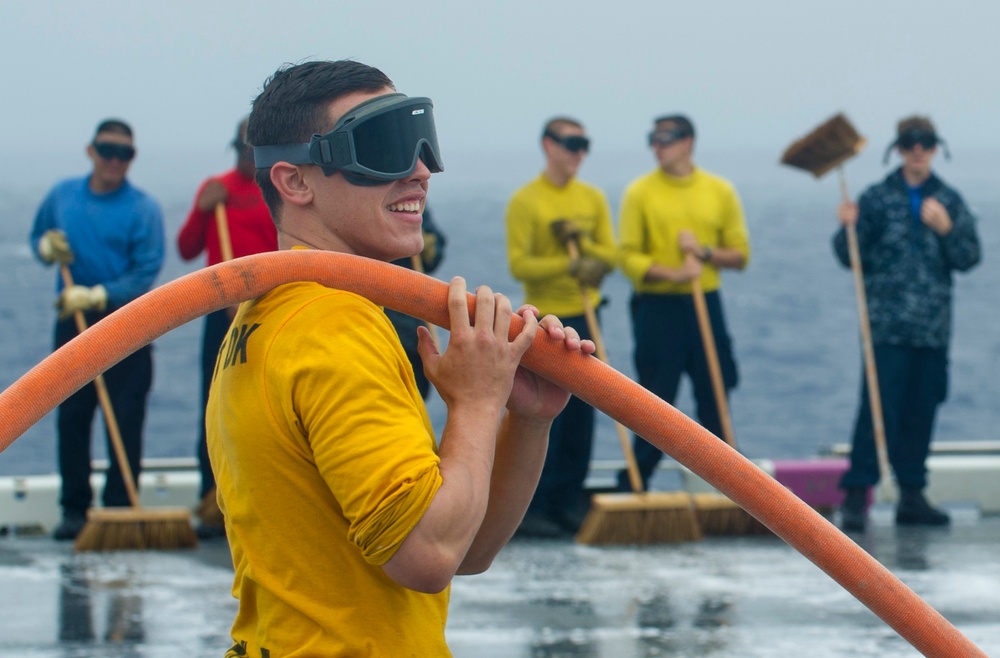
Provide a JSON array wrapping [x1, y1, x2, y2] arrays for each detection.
[[2, 0, 999, 183]]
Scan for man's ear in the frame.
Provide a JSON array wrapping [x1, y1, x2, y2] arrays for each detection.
[[270, 163, 313, 208]]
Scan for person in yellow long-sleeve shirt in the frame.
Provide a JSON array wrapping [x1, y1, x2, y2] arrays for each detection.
[[506, 116, 617, 538], [617, 114, 751, 491]]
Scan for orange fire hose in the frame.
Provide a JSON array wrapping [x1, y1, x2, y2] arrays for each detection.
[[0, 251, 984, 657]]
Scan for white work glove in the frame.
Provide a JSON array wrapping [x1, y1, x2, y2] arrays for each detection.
[[56, 285, 108, 320], [38, 229, 75, 265]]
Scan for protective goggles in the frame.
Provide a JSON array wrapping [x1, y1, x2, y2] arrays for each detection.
[[92, 142, 136, 162], [254, 93, 443, 186], [897, 129, 939, 151], [882, 129, 950, 164], [543, 130, 590, 153], [648, 126, 692, 147]]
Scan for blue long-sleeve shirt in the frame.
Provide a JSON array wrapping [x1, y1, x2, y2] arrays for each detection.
[[30, 176, 165, 309]]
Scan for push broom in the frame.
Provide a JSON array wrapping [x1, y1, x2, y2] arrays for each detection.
[[563, 237, 702, 545], [61, 265, 197, 551], [195, 203, 236, 531], [687, 256, 770, 536], [780, 114, 894, 502]]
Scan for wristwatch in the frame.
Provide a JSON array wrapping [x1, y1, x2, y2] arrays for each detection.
[[699, 246, 713, 263]]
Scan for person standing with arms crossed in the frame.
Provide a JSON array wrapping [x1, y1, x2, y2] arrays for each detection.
[[617, 114, 750, 491], [177, 116, 277, 538], [835, 116, 980, 531], [505, 117, 617, 538], [29, 118, 165, 540], [208, 60, 593, 656]]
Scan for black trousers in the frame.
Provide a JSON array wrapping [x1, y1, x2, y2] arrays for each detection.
[[620, 291, 738, 490], [528, 313, 596, 517], [839, 344, 948, 490], [198, 309, 232, 498], [55, 315, 153, 516]]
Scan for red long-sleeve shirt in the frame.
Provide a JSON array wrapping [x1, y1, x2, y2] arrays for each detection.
[[177, 169, 277, 265]]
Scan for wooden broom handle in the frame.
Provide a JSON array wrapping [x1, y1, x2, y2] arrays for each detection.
[[410, 254, 442, 351], [59, 265, 141, 508], [838, 167, 892, 488], [566, 239, 644, 493], [214, 203, 235, 263], [688, 254, 738, 450]]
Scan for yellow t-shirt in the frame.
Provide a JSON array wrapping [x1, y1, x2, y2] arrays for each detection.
[[207, 279, 449, 657], [619, 167, 751, 294], [505, 174, 618, 317]]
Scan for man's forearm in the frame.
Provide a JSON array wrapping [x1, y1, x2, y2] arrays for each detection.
[[458, 410, 550, 573], [381, 405, 502, 593]]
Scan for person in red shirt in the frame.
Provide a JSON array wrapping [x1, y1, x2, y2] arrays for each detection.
[[177, 116, 277, 537]]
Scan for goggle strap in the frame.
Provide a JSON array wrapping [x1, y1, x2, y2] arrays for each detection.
[[254, 143, 312, 169]]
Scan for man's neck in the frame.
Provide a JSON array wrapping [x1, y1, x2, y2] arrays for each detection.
[[661, 161, 694, 178], [902, 167, 931, 187], [543, 167, 572, 188], [88, 176, 124, 194]]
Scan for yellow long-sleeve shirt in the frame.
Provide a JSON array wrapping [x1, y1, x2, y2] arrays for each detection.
[[505, 174, 617, 317], [619, 167, 750, 294]]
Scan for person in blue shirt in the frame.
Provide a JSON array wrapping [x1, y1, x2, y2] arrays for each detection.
[[29, 118, 165, 540]]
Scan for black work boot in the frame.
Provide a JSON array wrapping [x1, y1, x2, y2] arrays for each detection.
[[839, 488, 867, 531], [896, 487, 950, 526], [53, 512, 87, 541]]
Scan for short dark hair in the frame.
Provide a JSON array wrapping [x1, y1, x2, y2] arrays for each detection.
[[653, 114, 695, 140], [541, 116, 584, 141], [94, 119, 133, 140], [247, 60, 395, 220]]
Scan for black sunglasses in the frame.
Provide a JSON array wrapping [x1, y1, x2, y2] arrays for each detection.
[[93, 142, 136, 162], [544, 130, 590, 153], [897, 130, 938, 151]]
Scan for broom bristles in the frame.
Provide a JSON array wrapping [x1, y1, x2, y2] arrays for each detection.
[[74, 507, 198, 552], [780, 113, 866, 178], [692, 493, 772, 537], [575, 492, 703, 545]]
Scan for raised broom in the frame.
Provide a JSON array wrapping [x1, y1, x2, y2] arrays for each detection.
[[561, 235, 702, 545], [687, 255, 770, 536], [780, 114, 894, 502], [61, 265, 198, 551]]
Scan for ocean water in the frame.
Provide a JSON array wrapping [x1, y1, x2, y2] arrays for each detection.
[[1, 147, 997, 477]]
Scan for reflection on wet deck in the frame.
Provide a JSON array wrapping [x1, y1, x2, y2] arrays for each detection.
[[2, 509, 999, 657]]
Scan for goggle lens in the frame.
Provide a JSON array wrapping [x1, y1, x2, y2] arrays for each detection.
[[545, 131, 590, 153], [349, 101, 443, 175], [898, 131, 938, 150], [93, 142, 136, 161], [648, 129, 690, 147]]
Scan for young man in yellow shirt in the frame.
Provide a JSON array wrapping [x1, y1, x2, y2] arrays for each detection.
[[617, 114, 751, 490], [207, 60, 593, 657], [506, 117, 617, 538]]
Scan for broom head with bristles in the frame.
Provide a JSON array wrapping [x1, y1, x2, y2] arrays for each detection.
[[780, 113, 867, 179], [74, 507, 198, 552], [575, 492, 703, 545], [691, 492, 772, 537]]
